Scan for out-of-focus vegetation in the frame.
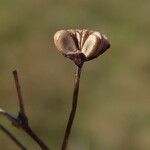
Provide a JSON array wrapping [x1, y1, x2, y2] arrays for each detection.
[[0, 0, 150, 149]]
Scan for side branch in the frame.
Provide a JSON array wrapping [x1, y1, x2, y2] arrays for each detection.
[[12, 70, 50, 150], [0, 70, 50, 150], [0, 123, 26, 150], [13, 70, 25, 116]]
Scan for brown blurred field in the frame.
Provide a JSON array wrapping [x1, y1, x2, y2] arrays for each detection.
[[0, 0, 150, 150]]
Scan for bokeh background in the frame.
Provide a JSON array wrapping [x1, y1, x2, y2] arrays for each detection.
[[0, 0, 150, 149]]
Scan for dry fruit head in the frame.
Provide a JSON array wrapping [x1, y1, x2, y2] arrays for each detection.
[[54, 29, 110, 66]]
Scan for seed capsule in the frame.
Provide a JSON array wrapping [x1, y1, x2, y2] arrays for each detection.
[[54, 29, 110, 66]]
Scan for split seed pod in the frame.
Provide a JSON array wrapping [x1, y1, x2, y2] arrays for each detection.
[[54, 29, 110, 66]]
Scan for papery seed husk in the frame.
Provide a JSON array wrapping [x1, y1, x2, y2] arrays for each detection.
[[83, 33, 110, 60], [54, 29, 110, 63], [54, 30, 78, 54], [80, 29, 91, 49], [81, 34, 101, 60], [95, 34, 110, 57]]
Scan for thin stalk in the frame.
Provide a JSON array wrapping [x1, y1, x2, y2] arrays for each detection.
[[13, 70, 25, 116], [61, 65, 83, 150], [0, 123, 26, 150]]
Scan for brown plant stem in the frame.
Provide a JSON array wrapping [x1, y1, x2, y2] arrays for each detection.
[[61, 65, 83, 150], [0, 123, 27, 150], [12, 70, 50, 150], [13, 70, 25, 116], [22, 125, 49, 150]]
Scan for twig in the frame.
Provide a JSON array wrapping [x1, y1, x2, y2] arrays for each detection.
[[13, 70, 25, 116], [0, 123, 27, 150], [12, 70, 50, 150], [61, 65, 83, 150], [0, 70, 50, 150], [0, 108, 50, 150]]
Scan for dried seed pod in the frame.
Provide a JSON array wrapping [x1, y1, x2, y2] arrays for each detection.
[[54, 29, 110, 66]]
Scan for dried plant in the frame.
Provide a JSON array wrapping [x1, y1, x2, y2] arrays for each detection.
[[54, 29, 110, 150], [0, 29, 110, 150]]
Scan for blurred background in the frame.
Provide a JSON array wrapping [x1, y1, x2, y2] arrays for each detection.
[[0, 0, 150, 149]]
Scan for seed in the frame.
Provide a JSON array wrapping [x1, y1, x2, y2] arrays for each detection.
[[54, 29, 110, 65]]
